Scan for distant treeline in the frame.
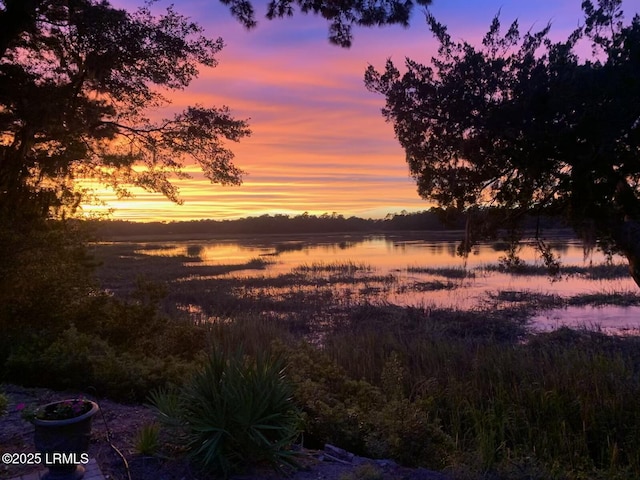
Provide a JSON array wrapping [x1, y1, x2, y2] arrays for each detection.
[[86, 208, 567, 238]]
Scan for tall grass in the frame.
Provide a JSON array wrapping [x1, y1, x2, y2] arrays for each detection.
[[131, 303, 640, 478], [481, 261, 630, 279], [406, 266, 474, 279], [293, 261, 373, 274], [317, 308, 640, 478]]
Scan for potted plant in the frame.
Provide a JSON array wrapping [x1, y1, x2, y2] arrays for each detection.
[[22, 398, 99, 480]]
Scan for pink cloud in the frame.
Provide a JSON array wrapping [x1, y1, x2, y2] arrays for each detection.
[[90, 0, 633, 221]]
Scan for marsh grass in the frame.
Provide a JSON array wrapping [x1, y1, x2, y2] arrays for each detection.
[[482, 261, 630, 279], [274, 242, 306, 254], [487, 290, 565, 309], [94, 243, 271, 294], [567, 290, 640, 306], [293, 261, 373, 274], [581, 263, 631, 279], [318, 313, 640, 478], [488, 289, 640, 310], [83, 240, 640, 478], [136, 243, 176, 251], [411, 280, 458, 291], [406, 266, 474, 279]]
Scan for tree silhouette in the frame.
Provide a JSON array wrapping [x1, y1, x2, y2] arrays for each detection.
[[365, 0, 640, 286], [0, 0, 437, 226], [0, 0, 250, 226], [0, 0, 432, 57], [218, 0, 432, 47]]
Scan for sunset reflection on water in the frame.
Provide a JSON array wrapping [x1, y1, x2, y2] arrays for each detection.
[[134, 232, 640, 334]]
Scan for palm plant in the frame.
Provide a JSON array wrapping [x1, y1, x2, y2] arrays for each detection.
[[150, 346, 300, 477]]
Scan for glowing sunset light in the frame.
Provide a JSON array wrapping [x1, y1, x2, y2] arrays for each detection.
[[88, 0, 630, 222]]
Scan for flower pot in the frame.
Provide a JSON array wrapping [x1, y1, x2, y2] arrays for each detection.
[[33, 399, 99, 480]]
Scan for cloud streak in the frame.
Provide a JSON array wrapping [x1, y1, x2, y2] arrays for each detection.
[[94, 0, 630, 221]]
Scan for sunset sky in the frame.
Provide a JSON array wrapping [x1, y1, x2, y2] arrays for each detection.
[[95, 0, 637, 222]]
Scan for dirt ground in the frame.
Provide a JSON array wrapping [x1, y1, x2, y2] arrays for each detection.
[[0, 384, 449, 480]]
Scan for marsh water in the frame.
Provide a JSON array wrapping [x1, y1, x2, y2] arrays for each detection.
[[118, 230, 640, 334]]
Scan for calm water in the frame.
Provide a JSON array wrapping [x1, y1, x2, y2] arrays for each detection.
[[134, 231, 640, 334]]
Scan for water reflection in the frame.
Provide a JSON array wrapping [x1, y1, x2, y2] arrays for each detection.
[[132, 231, 640, 333], [532, 306, 640, 335]]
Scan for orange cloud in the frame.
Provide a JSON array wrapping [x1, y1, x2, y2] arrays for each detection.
[[90, 0, 607, 222]]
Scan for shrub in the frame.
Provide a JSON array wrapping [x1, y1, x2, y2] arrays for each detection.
[[3, 326, 192, 401], [3, 327, 107, 389], [91, 350, 193, 401], [274, 340, 381, 452], [0, 222, 97, 349], [276, 341, 454, 468], [150, 345, 301, 477]]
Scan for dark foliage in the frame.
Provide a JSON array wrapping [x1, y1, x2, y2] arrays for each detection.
[[0, 0, 249, 227], [365, 0, 640, 285], [86, 209, 566, 238], [219, 0, 432, 47], [150, 346, 301, 477]]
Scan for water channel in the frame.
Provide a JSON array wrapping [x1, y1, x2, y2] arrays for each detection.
[[131, 231, 640, 334]]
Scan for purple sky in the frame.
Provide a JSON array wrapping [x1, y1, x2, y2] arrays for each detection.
[[94, 0, 637, 221]]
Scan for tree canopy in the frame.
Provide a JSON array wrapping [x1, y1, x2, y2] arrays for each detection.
[[0, 0, 250, 226], [0, 0, 434, 227], [218, 0, 432, 47], [365, 0, 640, 285]]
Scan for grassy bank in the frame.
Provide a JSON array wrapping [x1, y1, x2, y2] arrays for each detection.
[[3, 240, 640, 479], [8, 304, 640, 479]]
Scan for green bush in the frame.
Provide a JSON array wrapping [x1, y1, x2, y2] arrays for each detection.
[[274, 340, 379, 452], [3, 327, 107, 389], [275, 341, 453, 468], [91, 350, 194, 401], [150, 345, 301, 477], [0, 222, 97, 349], [3, 326, 193, 401]]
